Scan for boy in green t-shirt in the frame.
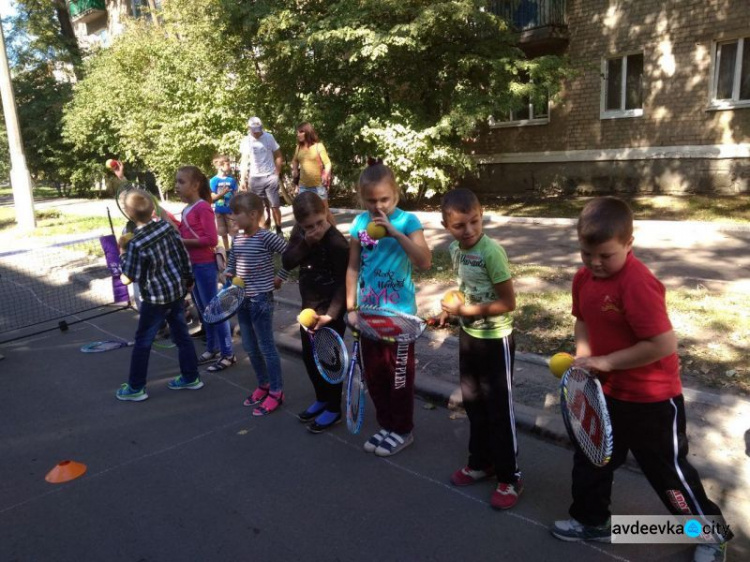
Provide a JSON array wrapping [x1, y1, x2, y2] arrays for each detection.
[[435, 188, 521, 509]]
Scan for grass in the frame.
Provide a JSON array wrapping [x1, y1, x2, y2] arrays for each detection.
[[417, 251, 749, 393], [400, 194, 750, 223], [0, 183, 67, 199], [0, 207, 125, 237]]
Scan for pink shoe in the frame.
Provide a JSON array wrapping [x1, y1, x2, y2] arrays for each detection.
[[253, 391, 284, 416], [243, 385, 269, 407], [491, 479, 523, 510]]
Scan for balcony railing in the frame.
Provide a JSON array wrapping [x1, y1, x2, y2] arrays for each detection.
[[489, 0, 567, 31], [68, 0, 107, 23]]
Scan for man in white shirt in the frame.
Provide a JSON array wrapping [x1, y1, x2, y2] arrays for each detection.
[[239, 116, 285, 235]]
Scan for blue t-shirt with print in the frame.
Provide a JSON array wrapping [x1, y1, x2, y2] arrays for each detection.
[[349, 208, 423, 314], [209, 175, 238, 214]]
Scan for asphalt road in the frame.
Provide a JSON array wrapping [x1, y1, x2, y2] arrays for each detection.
[[0, 309, 722, 561]]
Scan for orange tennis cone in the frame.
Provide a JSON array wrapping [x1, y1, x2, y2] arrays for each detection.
[[45, 460, 87, 484]]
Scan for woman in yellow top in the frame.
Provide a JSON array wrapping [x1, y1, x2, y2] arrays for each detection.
[[291, 122, 335, 225]]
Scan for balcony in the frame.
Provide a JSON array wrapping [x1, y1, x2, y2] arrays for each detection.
[[490, 0, 569, 53], [68, 0, 107, 24]]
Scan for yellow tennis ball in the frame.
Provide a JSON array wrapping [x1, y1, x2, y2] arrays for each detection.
[[366, 221, 387, 240], [121, 274, 132, 285], [549, 352, 574, 378], [298, 308, 317, 328], [232, 276, 245, 288], [441, 290, 465, 306]]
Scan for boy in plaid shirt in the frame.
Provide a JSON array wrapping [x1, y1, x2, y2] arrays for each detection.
[[116, 192, 202, 401]]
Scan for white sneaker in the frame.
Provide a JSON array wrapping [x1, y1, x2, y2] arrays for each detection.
[[694, 543, 727, 562], [375, 432, 414, 457], [363, 429, 389, 453]]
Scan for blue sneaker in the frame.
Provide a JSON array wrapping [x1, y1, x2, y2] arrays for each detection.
[[551, 518, 611, 542], [167, 375, 204, 391], [116, 383, 148, 402]]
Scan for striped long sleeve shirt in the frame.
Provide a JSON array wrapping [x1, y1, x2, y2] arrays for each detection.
[[226, 229, 289, 296], [121, 220, 193, 304]]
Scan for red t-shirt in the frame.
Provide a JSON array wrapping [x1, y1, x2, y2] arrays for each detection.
[[178, 200, 218, 265], [572, 252, 681, 402]]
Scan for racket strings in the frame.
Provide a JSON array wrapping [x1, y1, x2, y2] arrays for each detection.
[[313, 329, 348, 383], [349, 312, 425, 343], [203, 286, 244, 324], [564, 371, 613, 466]]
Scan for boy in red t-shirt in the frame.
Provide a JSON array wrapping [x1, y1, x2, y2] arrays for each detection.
[[551, 197, 731, 562]]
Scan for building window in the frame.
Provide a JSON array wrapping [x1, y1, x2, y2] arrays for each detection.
[[601, 53, 644, 119], [710, 37, 750, 109], [490, 84, 550, 128]]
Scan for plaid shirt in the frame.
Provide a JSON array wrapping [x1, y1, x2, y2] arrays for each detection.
[[121, 220, 193, 304]]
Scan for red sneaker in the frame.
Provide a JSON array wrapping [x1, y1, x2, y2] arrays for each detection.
[[450, 466, 495, 487], [491, 479, 523, 510]]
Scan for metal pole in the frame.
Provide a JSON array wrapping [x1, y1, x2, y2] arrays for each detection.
[[0, 17, 36, 231]]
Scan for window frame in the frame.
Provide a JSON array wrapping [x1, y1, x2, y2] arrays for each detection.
[[490, 83, 550, 128], [709, 37, 750, 110], [600, 53, 645, 120]]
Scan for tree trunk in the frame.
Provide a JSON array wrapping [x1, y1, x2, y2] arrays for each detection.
[[147, 0, 161, 28], [52, 0, 82, 79]]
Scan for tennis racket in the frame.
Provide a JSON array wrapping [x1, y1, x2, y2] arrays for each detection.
[[345, 306, 427, 344], [344, 326, 366, 434], [300, 323, 349, 384], [560, 366, 614, 467], [81, 339, 176, 352], [202, 282, 245, 325], [81, 340, 134, 353], [115, 183, 178, 228]]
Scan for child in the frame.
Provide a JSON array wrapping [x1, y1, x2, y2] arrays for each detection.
[[345, 162, 431, 456], [176, 166, 236, 373], [209, 154, 239, 250], [291, 122, 335, 225], [551, 197, 732, 562], [226, 192, 289, 416], [282, 192, 349, 433], [436, 188, 522, 510], [116, 191, 201, 401]]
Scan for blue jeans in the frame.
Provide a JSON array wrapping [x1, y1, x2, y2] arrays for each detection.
[[128, 297, 198, 390], [191, 262, 233, 357], [236, 292, 283, 392], [298, 185, 328, 200]]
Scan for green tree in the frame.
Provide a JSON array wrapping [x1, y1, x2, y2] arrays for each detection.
[[64, 1, 262, 194], [3, 0, 83, 190], [223, 0, 569, 200], [64, 0, 570, 199]]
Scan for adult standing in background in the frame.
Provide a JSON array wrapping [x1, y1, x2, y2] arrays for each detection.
[[291, 122, 336, 226], [239, 116, 284, 236]]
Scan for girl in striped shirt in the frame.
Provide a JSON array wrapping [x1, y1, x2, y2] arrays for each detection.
[[226, 192, 289, 416]]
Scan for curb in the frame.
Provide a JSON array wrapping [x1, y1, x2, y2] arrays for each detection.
[[328, 207, 750, 234], [275, 331, 582, 456], [273, 296, 749, 410]]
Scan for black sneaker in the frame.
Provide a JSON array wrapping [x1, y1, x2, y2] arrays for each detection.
[[275, 226, 284, 237]]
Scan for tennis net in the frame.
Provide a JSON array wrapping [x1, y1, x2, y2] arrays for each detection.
[[0, 235, 129, 342]]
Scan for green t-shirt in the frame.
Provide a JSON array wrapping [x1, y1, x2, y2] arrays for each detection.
[[449, 234, 513, 339]]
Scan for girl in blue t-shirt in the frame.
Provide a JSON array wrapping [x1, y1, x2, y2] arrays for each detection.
[[345, 162, 431, 457]]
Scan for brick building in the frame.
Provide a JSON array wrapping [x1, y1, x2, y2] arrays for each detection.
[[67, 1, 159, 49], [470, 0, 750, 195]]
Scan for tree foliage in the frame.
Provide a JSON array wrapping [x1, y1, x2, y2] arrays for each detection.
[[64, 0, 570, 198], [64, 1, 261, 193], [1, 0, 81, 188]]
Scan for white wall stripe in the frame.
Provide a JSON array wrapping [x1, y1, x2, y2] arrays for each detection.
[[476, 143, 750, 165]]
